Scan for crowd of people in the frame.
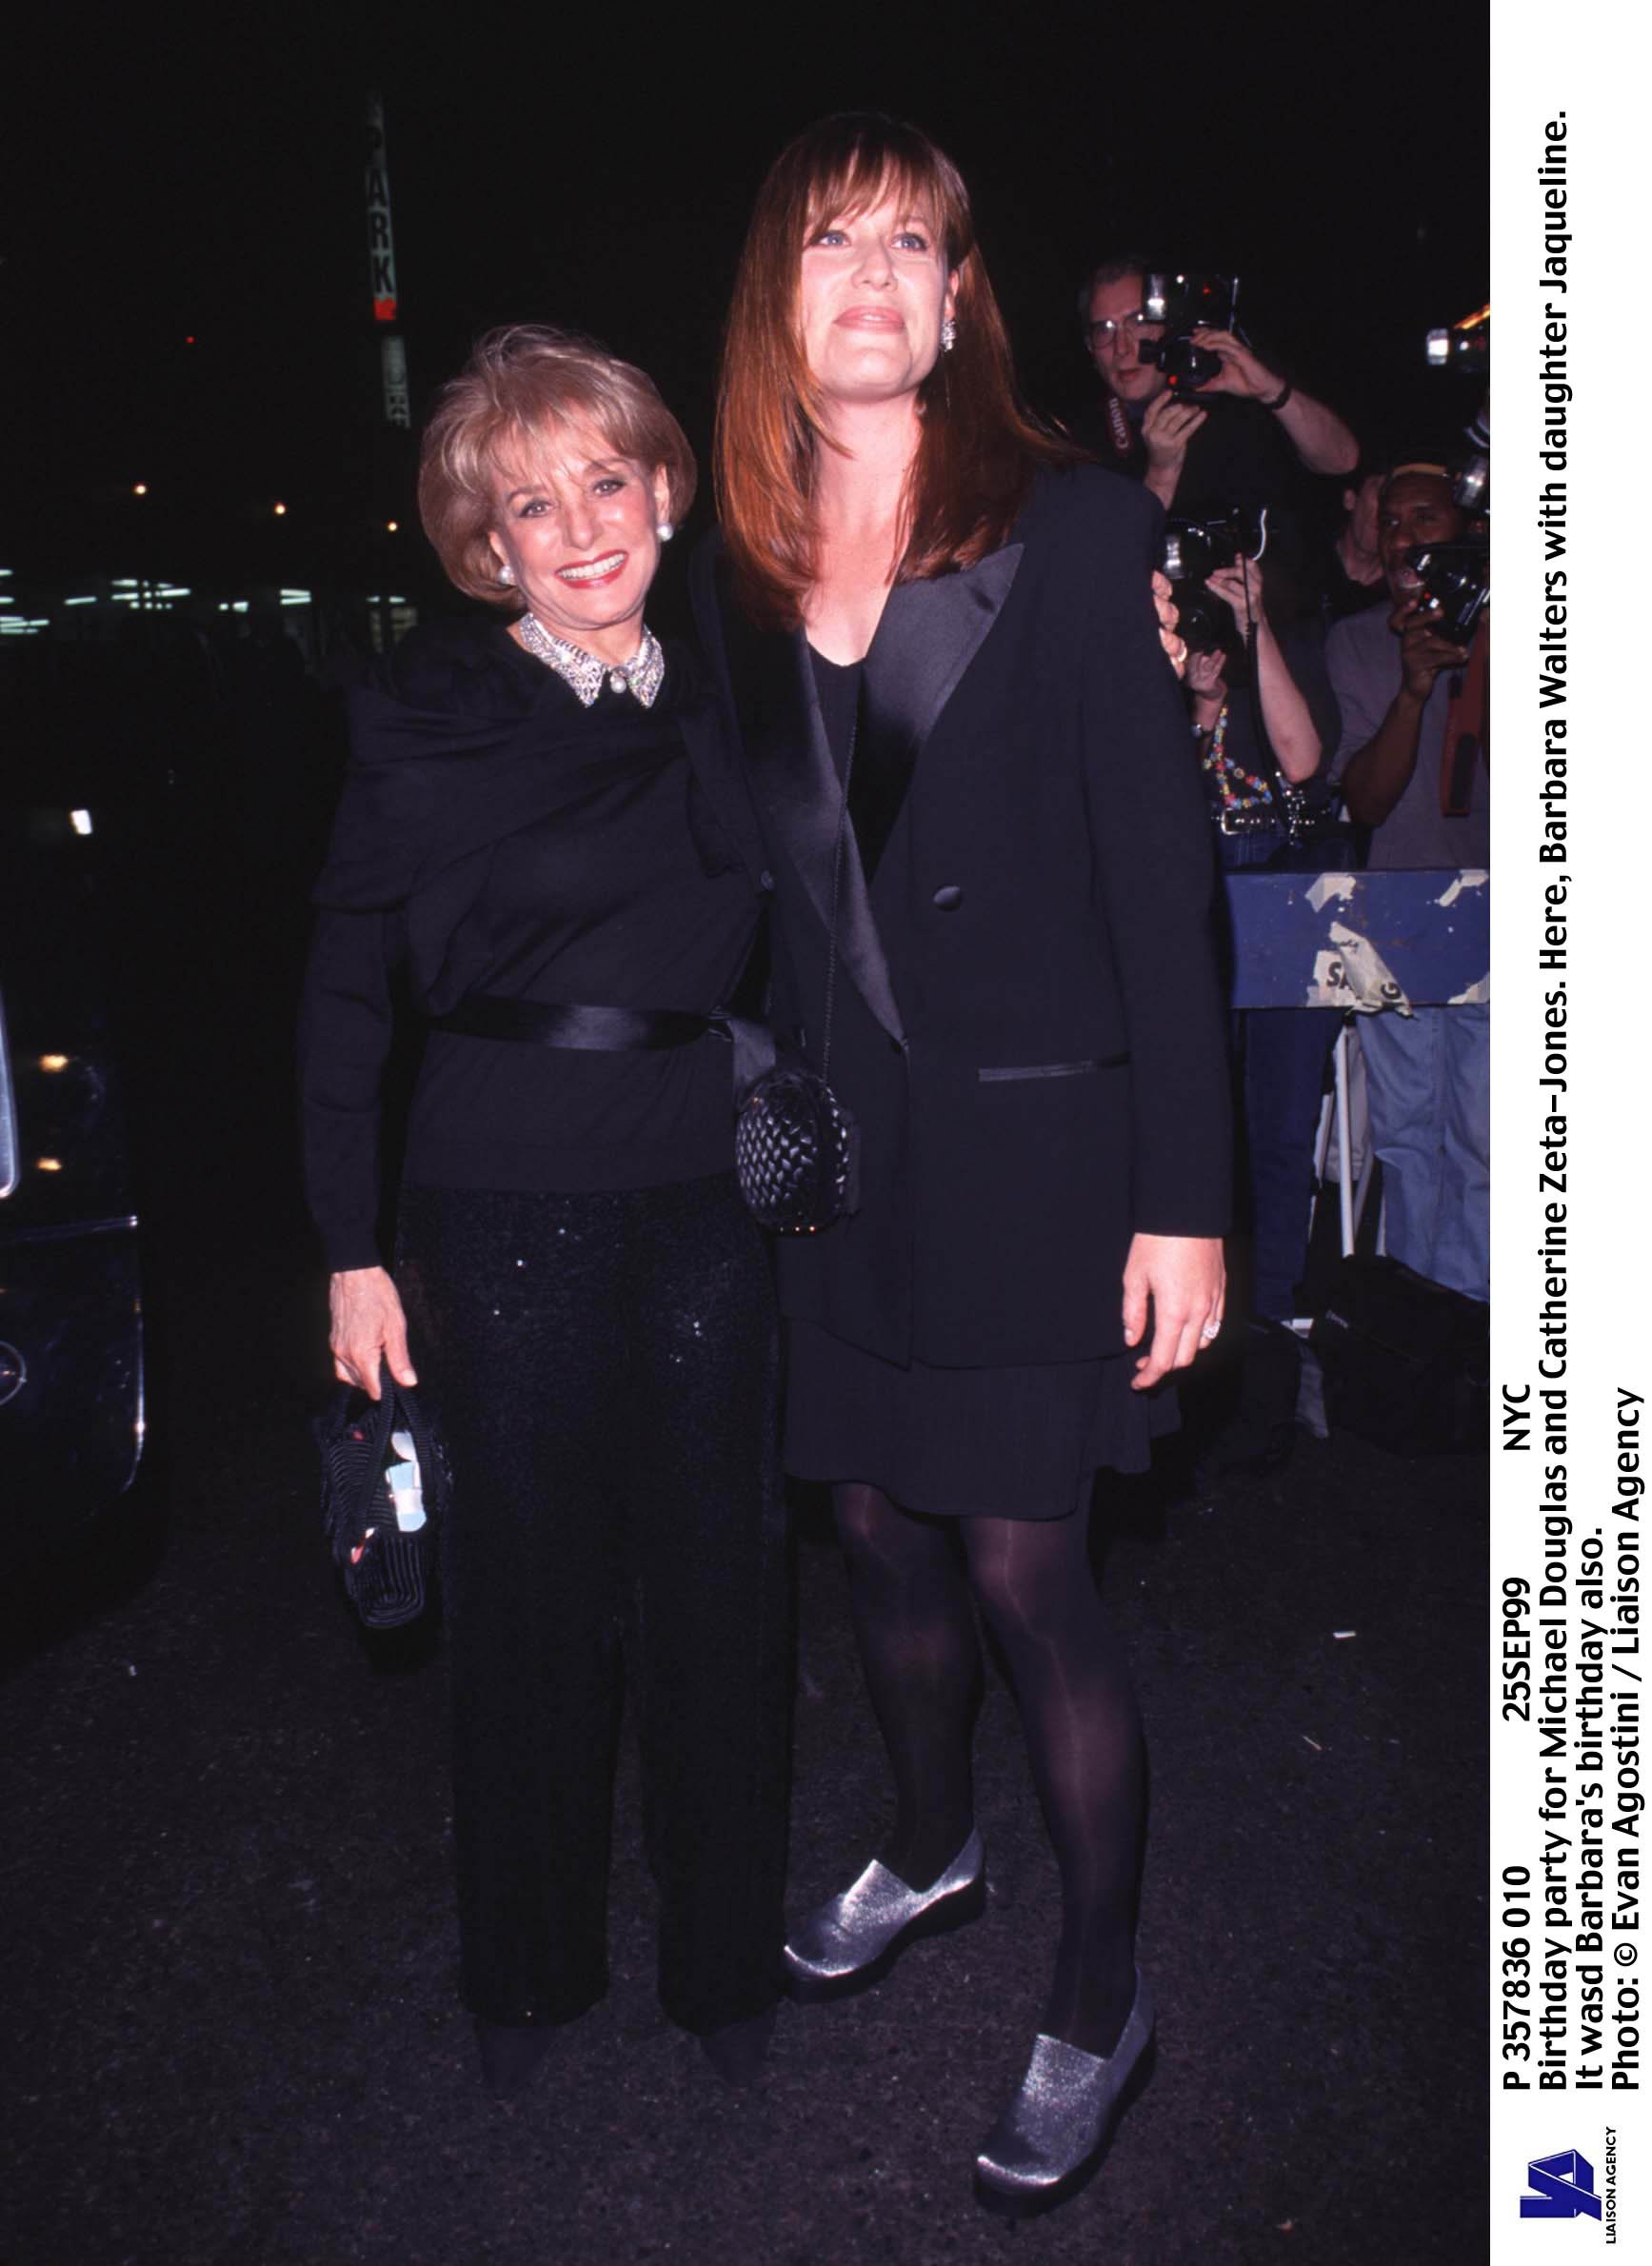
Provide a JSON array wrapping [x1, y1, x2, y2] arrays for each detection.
[[298, 111, 1487, 2223], [1072, 249, 1489, 1464]]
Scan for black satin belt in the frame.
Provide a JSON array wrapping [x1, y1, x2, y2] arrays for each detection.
[[429, 994, 776, 1098]]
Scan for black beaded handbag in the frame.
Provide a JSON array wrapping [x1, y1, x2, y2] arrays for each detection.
[[733, 717, 863, 1235], [315, 1365, 449, 1628]]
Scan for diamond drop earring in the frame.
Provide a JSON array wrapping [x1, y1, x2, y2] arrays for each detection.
[[941, 317, 957, 354]]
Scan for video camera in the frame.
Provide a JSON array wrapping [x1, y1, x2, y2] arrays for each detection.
[[1139, 272, 1243, 391]]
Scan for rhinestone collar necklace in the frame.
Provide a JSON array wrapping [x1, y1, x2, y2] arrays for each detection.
[[516, 611, 665, 708]]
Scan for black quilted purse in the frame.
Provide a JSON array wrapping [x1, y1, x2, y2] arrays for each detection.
[[735, 1063, 861, 1233], [315, 1365, 448, 1628], [734, 717, 862, 1234]]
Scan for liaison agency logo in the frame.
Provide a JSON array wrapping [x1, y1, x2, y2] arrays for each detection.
[[1519, 2149, 1602, 2220]]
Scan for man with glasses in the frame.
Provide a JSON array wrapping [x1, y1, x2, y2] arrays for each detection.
[[1076, 255, 1359, 616]]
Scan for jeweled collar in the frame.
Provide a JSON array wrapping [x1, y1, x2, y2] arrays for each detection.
[[515, 611, 666, 708]]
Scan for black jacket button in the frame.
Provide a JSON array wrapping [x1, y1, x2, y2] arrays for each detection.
[[759, 869, 775, 891], [931, 884, 964, 910]]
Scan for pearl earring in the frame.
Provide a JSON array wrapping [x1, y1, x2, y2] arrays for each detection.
[[498, 565, 515, 585], [941, 317, 957, 354], [656, 522, 674, 542]]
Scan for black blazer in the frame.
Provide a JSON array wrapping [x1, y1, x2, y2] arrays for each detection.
[[693, 464, 1231, 1369]]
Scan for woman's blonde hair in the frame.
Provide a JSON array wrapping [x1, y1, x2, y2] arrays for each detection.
[[418, 325, 697, 608]]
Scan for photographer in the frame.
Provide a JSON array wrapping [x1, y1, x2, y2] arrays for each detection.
[[1077, 256, 1360, 598], [1320, 465, 1388, 626], [1325, 463, 1488, 1302], [1184, 556, 1341, 1469]]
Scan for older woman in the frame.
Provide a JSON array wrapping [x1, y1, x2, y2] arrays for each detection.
[[299, 328, 786, 2095], [693, 117, 1230, 2215]]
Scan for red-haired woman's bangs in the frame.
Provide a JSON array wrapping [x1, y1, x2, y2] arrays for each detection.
[[793, 119, 973, 272]]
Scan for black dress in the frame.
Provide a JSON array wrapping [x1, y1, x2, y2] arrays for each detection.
[[782, 647, 1176, 1520]]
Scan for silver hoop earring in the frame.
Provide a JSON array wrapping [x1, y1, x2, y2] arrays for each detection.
[[941, 317, 957, 354], [656, 521, 674, 542]]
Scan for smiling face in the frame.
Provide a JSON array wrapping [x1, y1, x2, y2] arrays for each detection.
[[486, 417, 670, 666], [798, 187, 958, 408], [1085, 271, 1165, 406], [1377, 471, 1464, 606]]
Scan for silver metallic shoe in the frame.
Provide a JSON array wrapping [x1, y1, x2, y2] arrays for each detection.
[[783, 1829, 986, 2000], [973, 1973, 1156, 2218]]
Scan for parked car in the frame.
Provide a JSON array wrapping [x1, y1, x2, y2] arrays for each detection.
[[0, 805, 146, 1533]]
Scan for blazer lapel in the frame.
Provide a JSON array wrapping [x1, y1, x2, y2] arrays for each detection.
[[855, 544, 1024, 881], [718, 575, 905, 1045]]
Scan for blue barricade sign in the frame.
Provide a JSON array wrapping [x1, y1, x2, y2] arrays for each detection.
[[1221, 867, 1489, 1013]]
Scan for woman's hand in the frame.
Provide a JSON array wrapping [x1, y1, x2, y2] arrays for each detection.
[[1204, 557, 1261, 626], [1185, 645, 1226, 719], [329, 1266, 417, 1401], [1122, 1234, 1225, 1389], [1150, 569, 1186, 680]]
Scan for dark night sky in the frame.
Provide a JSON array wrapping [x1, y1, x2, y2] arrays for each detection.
[[5, 4, 1487, 589]]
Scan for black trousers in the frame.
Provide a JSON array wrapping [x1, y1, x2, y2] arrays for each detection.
[[396, 1174, 789, 2035]]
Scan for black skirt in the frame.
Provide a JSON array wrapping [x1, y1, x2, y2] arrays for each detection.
[[784, 1321, 1177, 1519]]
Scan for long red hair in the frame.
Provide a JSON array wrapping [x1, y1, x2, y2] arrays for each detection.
[[715, 113, 1082, 629]]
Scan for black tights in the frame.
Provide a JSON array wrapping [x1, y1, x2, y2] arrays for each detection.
[[834, 1483, 1143, 2057]]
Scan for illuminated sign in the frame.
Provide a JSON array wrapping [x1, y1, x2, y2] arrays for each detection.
[[366, 93, 400, 324]]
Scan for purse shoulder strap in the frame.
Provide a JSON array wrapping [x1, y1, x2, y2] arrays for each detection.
[[819, 705, 859, 1082]]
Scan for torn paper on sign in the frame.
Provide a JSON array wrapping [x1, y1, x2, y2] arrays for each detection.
[[1448, 975, 1491, 1005], [1435, 869, 1489, 908], [1306, 872, 1361, 912], [1314, 923, 1412, 1016]]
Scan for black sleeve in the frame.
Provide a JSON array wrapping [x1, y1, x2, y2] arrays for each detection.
[[297, 905, 401, 1272], [1078, 478, 1232, 1237]]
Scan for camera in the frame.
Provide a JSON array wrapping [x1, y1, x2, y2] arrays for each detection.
[[1424, 307, 1492, 513], [1139, 272, 1242, 390], [1161, 508, 1266, 663], [1173, 586, 1234, 658], [1407, 540, 1489, 645], [1160, 508, 1265, 586], [1424, 303, 1489, 372]]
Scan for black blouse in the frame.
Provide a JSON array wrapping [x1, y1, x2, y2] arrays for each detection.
[[299, 620, 761, 1272]]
